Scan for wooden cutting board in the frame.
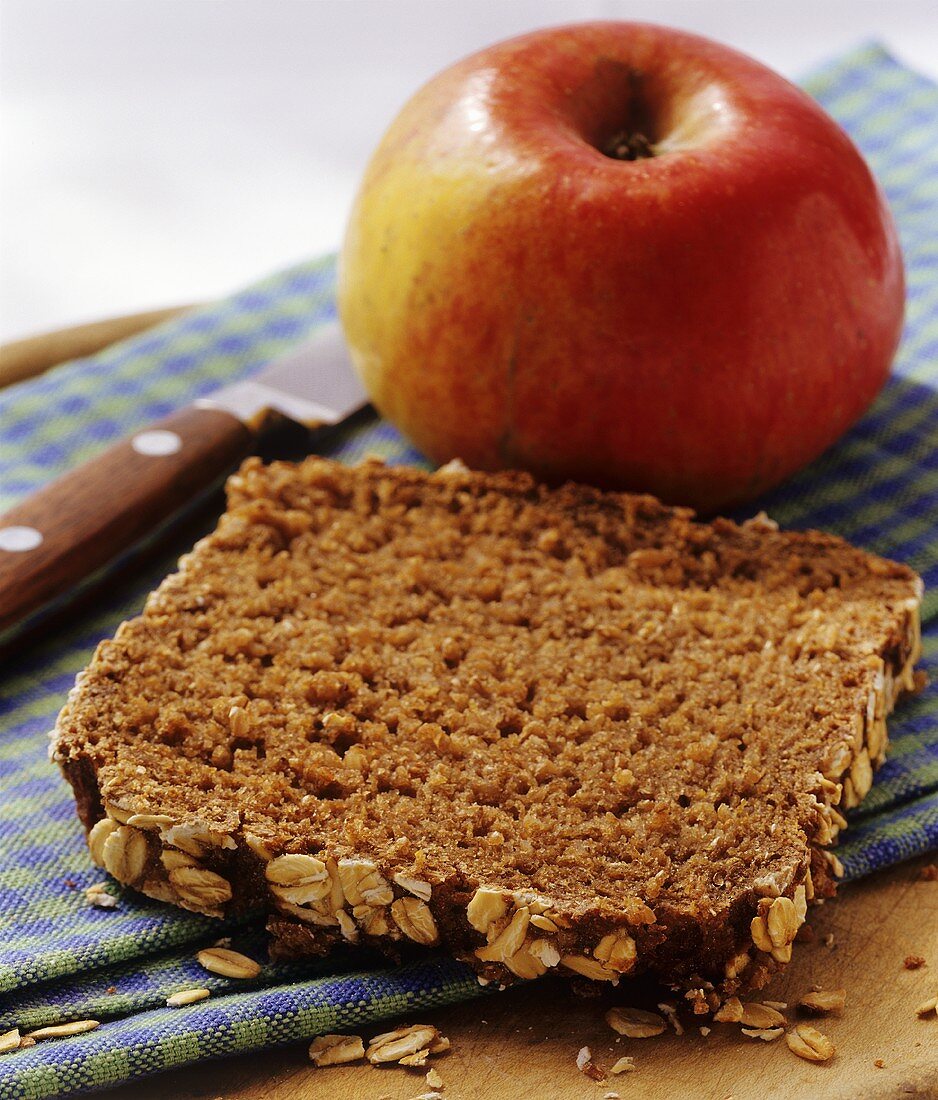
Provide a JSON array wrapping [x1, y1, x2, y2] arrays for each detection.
[[4, 315, 936, 1100]]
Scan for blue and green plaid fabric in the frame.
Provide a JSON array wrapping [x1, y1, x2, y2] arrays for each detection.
[[1, 43, 936, 1098]]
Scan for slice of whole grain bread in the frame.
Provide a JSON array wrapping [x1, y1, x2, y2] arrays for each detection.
[[53, 457, 922, 1006]]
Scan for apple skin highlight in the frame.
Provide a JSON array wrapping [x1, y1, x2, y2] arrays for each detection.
[[339, 22, 904, 512]]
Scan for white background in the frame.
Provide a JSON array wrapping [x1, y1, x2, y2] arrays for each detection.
[[2, 0, 937, 343]]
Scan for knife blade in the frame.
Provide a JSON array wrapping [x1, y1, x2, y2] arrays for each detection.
[[0, 320, 368, 636]]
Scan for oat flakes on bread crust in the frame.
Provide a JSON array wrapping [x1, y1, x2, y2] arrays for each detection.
[[52, 457, 923, 1004]]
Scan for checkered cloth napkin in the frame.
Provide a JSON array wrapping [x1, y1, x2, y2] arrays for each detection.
[[1, 44, 936, 1098]]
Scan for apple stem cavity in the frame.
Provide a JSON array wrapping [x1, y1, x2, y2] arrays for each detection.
[[602, 129, 655, 161]]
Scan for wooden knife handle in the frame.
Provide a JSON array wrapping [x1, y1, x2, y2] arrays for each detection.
[[0, 304, 196, 390], [0, 405, 254, 634]]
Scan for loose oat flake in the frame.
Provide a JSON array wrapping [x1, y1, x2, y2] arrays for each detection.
[[195, 947, 262, 979], [0, 1029, 21, 1055], [26, 1021, 100, 1041], [609, 1056, 635, 1074], [605, 1006, 666, 1038], [786, 1025, 835, 1062], [366, 1025, 441, 1064], [741, 1026, 784, 1041], [166, 988, 211, 1007], [308, 1033, 366, 1066], [797, 989, 846, 1015]]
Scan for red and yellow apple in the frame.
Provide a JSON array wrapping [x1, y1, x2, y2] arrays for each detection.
[[338, 22, 904, 511]]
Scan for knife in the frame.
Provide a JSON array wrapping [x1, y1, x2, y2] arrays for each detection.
[[0, 320, 368, 636]]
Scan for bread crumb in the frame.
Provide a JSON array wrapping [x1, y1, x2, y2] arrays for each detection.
[[575, 1046, 605, 1081], [426, 1068, 443, 1089], [874, 1059, 885, 1068], [918, 864, 937, 881], [658, 1001, 684, 1035], [610, 1056, 635, 1074], [904, 955, 926, 970]]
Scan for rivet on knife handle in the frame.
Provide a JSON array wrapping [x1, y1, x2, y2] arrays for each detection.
[[0, 405, 254, 634]]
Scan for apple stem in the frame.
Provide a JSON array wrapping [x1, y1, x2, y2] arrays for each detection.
[[602, 131, 655, 161]]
